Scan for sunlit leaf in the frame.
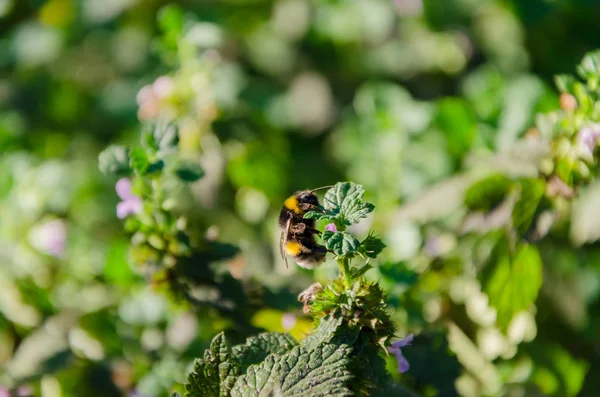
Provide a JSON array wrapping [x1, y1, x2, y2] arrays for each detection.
[[322, 231, 360, 256], [485, 244, 542, 328]]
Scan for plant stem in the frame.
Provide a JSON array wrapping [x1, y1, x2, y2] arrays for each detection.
[[337, 257, 352, 288]]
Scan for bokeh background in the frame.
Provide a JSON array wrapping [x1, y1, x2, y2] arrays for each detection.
[[2, 0, 600, 396]]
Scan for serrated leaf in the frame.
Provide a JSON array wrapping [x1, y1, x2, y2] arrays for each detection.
[[485, 244, 542, 328], [175, 160, 205, 182], [513, 178, 546, 236], [359, 232, 386, 259], [129, 147, 149, 174], [322, 231, 360, 256], [98, 145, 130, 176], [230, 343, 353, 397], [232, 333, 297, 372], [464, 174, 513, 212], [303, 208, 337, 223], [323, 182, 374, 224], [302, 316, 350, 351], [185, 333, 239, 397]]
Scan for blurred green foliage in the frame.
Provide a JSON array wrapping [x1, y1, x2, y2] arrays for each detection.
[[3, 0, 600, 396]]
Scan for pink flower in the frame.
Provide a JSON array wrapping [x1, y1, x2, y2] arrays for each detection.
[[281, 313, 297, 330], [387, 334, 414, 373], [0, 387, 10, 397], [325, 223, 337, 233], [116, 178, 143, 219], [577, 124, 600, 158], [29, 219, 67, 258]]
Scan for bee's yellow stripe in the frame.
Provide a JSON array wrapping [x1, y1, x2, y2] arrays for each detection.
[[286, 241, 302, 256], [284, 196, 302, 214]]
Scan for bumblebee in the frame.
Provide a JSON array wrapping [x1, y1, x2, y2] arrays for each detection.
[[279, 187, 331, 268]]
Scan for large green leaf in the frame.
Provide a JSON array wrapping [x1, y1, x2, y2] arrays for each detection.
[[185, 333, 239, 397], [232, 333, 297, 372], [230, 343, 353, 397], [485, 244, 543, 328]]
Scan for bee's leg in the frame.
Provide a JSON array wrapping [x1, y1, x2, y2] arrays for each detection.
[[290, 223, 307, 234], [306, 227, 322, 235]]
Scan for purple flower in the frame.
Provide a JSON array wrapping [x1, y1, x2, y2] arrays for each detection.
[[577, 124, 600, 158], [387, 334, 414, 373], [16, 386, 33, 397], [281, 313, 297, 330], [29, 219, 67, 258], [116, 178, 143, 219], [325, 223, 337, 233]]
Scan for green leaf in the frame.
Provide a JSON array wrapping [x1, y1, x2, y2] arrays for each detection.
[[464, 174, 513, 212], [513, 178, 546, 236], [185, 333, 239, 397], [146, 160, 165, 174], [230, 343, 353, 397], [555, 74, 577, 93], [322, 231, 360, 256], [302, 315, 348, 351], [351, 264, 373, 279], [232, 333, 297, 372], [304, 208, 338, 223], [323, 182, 374, 224], [158, 4, 185, 34], [358, 232, 386, 259], [175, 160, 205, 182], [129, 147, 149, 174], [530, 344, 588, 397], [577, 50, 600, 80], [485, 244, 543, 328], [98, 145, 130, 176], [436, 98, 476, 160], [144, 120, 179, 153]]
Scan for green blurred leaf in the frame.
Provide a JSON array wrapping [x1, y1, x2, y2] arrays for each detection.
[[129, 147, 149, 174], [577, 50, 600, 81], [555, 74, 577, 93], [98, 145, 130, 176], [464, 174, 513, 212], [485, 244, 542, 328], [174, 160, 205, 182], [513, 178, 546, 236], [322, 231, 360, 256], [531, 345, 588, 397], [104, 240, 135, 285], [158, 4, 185, 35], [155, 121, 180, 152], [436, 98, 476, 160]]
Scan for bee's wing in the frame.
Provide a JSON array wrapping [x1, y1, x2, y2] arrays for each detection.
[[280, 217, 292, 268]]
